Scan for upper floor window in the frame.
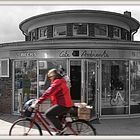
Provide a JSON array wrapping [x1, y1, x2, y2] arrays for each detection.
[[73, 23, 88, 36], [31, 30, 36, 41], [53, 25, 67, 37], [121, 29, 129, 40], [94, 24, 108, 37], [39, 27, 48, 39], [113, 26, 121, 39]]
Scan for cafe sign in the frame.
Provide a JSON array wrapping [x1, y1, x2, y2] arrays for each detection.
[[10, 49, 140, 59]]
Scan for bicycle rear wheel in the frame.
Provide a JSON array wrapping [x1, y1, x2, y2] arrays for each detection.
[[63, 119, 96, 135], [9, 118, 42, 136]]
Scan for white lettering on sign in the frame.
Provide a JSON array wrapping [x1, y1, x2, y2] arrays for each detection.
[[16, 52, 37, 57]]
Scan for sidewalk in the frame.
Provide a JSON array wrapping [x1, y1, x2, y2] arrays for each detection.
[[0, 113, 140, 136]]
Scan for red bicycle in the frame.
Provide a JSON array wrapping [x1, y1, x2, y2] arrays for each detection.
[[9, 99, 96, 136]]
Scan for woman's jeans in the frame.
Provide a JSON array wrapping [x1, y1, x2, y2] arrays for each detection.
[[45, 104, 71, 131]]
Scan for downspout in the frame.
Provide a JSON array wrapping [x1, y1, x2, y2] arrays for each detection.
[[131, 30, 137, 41]]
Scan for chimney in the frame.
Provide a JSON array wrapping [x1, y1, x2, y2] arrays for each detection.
[[124, 11, 131, 17]]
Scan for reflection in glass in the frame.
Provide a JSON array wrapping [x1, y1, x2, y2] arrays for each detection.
[[94, 24, 107, 37], [39, 27, 48, 38], [73, 23, 88, 36], [130, 60, 140, 114], [14, 60, 37, 112], [113, 26, 121, 38], [101, 60, 129, 115], [53, 25, 67, 37]]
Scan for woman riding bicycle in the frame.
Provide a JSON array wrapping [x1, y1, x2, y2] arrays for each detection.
[[31, 68, 73, 134]]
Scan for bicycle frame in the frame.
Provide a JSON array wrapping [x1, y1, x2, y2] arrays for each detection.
[[29, 107, 58, 135], [28, 106, 78, 136]]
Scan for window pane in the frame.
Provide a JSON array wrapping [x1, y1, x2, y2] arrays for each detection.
[[39, 27, 47, 38], [1, 60, 8, 75], [54, 25, 66, 37], [113, 27, 121, 38], [31, 30, 36, 41], [0, 59, 9, 77], [14, 60, 37, 112], [130, 60, 140, 114], [95, 24, 107, 36], [73, 23, 87, 36], [101, 60, 129, 115]]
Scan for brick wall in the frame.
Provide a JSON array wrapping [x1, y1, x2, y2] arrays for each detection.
[[0, 77, 12, 114]]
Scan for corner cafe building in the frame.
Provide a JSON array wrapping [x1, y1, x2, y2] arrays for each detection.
[[0, 10, 140, 119]]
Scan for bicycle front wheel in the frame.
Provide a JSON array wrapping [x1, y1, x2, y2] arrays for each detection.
[[63, 119, 96, 135], [9, 118, 42, 136]]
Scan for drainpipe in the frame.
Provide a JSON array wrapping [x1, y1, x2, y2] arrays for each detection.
[[131, 30, 137, 41]]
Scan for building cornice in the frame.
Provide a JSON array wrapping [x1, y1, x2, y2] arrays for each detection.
[[0, 39, 140, 51]]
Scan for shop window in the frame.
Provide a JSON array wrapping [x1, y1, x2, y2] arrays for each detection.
[[38, 27, 48, 39], [113, 26, 121, 39], [101, 60, 129, 115], [14, 60, 37, 112], [130, 60, 140, 114], [53, 25, 67, 37], [73, 23, 88, 36], [94, 24, 108, 37], [0, 59, 9, 77]]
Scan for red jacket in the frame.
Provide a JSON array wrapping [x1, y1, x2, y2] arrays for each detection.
[[37, 78, 73, 107]]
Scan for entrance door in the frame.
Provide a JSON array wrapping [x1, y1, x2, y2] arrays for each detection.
[[85, 60, 98, 116], [70, 60, 81, 102]]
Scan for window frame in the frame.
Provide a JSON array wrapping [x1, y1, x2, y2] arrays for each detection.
[[73, 23, 88, 36], [0, 58, 9, 77], [38, 26, 48, 39], [30, 30, 36, 41], [113, 26, 121, 39], [53, 24, 67, 38], [94, 24, 108, 38]]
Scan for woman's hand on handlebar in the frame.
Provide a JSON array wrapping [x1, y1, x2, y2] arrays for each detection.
[[29, 100, 39, 111]]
